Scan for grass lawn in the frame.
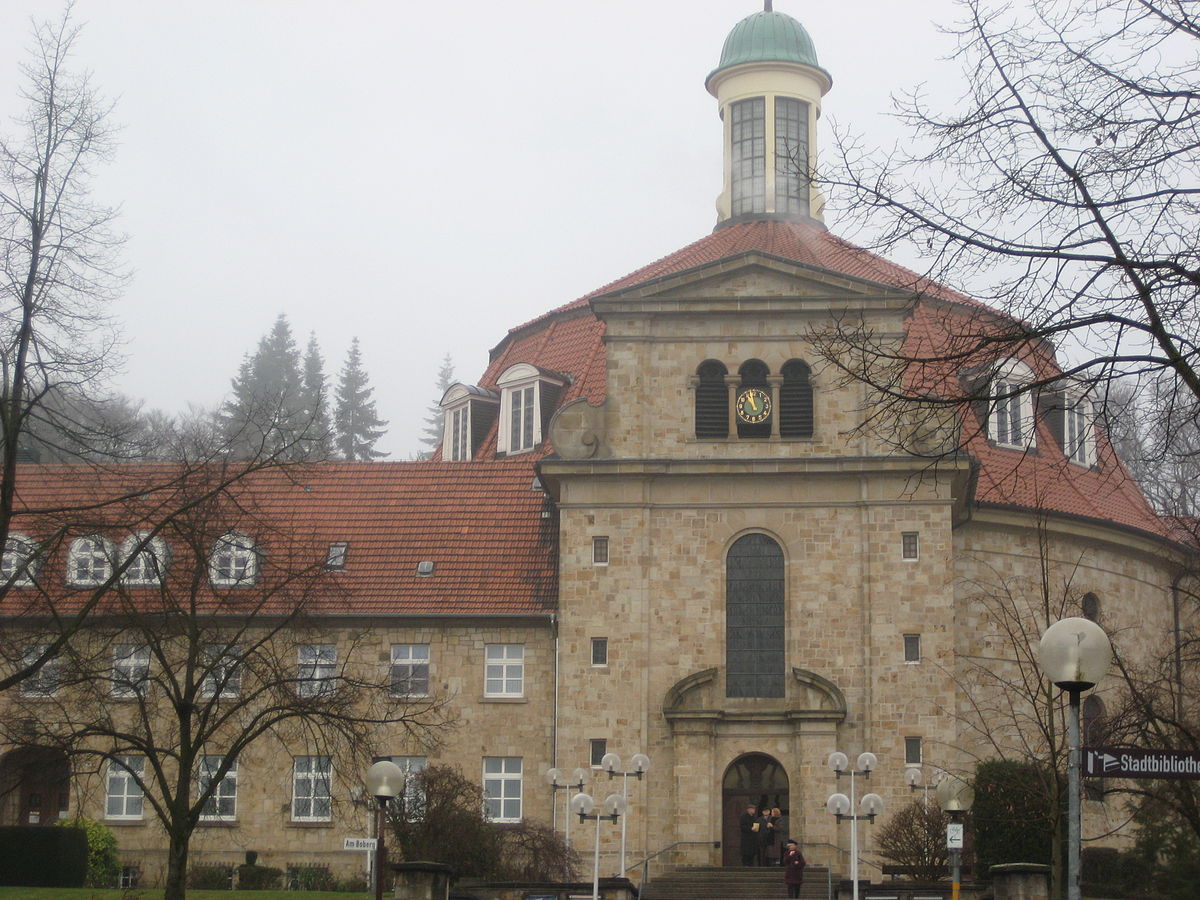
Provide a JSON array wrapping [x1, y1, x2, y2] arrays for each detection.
[[0, 891, 369, 900]]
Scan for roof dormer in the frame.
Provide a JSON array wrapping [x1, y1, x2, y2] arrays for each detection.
[[494, 364, 567, 457], [441, 383, 500, 461]]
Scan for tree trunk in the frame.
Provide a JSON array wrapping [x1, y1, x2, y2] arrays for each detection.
[[164, 830, 190, 900]]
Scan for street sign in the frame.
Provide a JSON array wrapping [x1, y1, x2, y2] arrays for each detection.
[[1083, 747, 1200, 780], [946, 822, 964, 850], [344, 837, 377, 851]]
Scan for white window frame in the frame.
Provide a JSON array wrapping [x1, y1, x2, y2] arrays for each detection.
[[1064, 394, 1096, 467], [1, 534, 38, 586], [200, 645, 242, 699], [903, 633, 922, 663], [67, 536, 114, 587], [106, 755, 145, 821], [209, 531, 258, 586], [325, 542, 348, 570], [120, 533, 168, 586], [19, 645, 61, 697], [292, 755, 332, 822], [589, 739, 608, 768], [989, 360, 1037, 449], [389, 755, 428, 821], [592, 536, 609, 566], [297, 644, 336, 697], [904, 737, 923, 766], [484, 644, 524, 698], [198, 755, 238, 822], [495, 364, 564, 456], [112, 644, 151, 698], [590, 637, 609, 667], [390, 644, 430, 697], [482, 756, 523, 823], [448, 404, 471, 461]]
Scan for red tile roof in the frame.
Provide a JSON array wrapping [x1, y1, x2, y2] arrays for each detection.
[[3, 460, 556, 618]]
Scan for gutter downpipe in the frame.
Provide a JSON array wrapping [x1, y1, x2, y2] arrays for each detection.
[[551, 611, 561, 832]]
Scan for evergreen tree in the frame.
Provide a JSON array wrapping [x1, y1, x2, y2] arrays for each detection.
[[220, 314, 309, 459], [418, 354, 455, 459], [301, 333, 333, 459], [334, 338, 389, 460]]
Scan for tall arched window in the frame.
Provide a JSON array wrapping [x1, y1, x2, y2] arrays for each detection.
[[737, 360, 771, 439], [726, 533, 784, 698], [695, 361, 729, 439], [779, 359, 813, 438]]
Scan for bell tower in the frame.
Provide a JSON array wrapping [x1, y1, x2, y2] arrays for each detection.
[[705, 3, 832, 226]]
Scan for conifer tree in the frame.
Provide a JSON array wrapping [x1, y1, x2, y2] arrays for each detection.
[[302, 333, 333, 459], [220, 314, 309, 459], [334, 338, 389, 460], [418, 354, 455, 459]]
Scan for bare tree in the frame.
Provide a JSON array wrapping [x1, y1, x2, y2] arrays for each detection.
[[817, 0, 1200, 455], [0, 464, 452, 900], [874, 799, 951, 882]]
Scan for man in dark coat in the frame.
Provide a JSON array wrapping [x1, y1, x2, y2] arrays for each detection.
[[738, 804, 761, 866]]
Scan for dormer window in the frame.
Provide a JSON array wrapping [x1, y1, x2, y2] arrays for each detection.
[[209, 532, 258, 587], [2, 534, 39, 587], [325, 542, 348, 570], [440, 384, 500, 462], [121, 533, 169, 586], [1063, 394, 1095, 467], [68, 536, 115, 587], [988, 360, 1036, 450], [495, 364, 565, 457]]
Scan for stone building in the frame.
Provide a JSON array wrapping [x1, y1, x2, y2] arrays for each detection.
[[0, 2, 1191, 889]]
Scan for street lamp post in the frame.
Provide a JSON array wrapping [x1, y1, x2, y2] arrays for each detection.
[[904, 766, 941, 812], [935, 773, 974, 900], [1037, 617, 1113, 900], [826, 751, 883, 900], [546, 766, 591, 844], [365, 760, 404, 900], [600, 752, 650, 877], [570, 791, 626, 900]]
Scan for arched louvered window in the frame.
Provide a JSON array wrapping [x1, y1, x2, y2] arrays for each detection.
[[737, 360, 771, 439], [1082, 592, 1100, 622], [696, 361, 729, 439], [779, 360, 813, 438], [726, 533, 785, 698]]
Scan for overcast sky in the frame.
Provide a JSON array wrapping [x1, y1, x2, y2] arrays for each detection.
[[0, 0, 965, 458]]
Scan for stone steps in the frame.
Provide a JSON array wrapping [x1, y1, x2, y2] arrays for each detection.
[[641, 864, 831, 900]]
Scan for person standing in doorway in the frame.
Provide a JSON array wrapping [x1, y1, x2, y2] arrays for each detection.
[[782, 839, 807, 897], [739, 804, 760, 866]]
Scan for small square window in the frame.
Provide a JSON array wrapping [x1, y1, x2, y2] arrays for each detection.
[[591, 637, 608, 667], [590, 739, 607, 768], [592, 536, 609, 566], [416, 560, 435, 577], [905, 737, 923, 765], [901, 532, 919, 560], [326, 542, 348, 570], [903, 634, 921, 663]]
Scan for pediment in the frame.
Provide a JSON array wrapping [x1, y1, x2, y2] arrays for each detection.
[[592, 252, 911, 309], [662, 666, 847, 724]]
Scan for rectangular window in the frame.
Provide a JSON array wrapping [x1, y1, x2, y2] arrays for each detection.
[[774, 97, 810, 216], [449, 406, 470, 461], [590, 739, 607, 768], [901, 532, 920, 561], [199, 756, 238, 821], [592, 536, 609, 565], [482, 757, 522, 823], [389, 756, 428, 821], [991, 376, 1035, 449], [325, 542, 348, 570], [106, 755, 145, 820], [590, 637, 608, 667], [905, 737, 923, 766], [112, 644, 150, 698], [508, 385, 537, 453], [390, 644, 430, 696], [731, 97, 766, 216], [292, 755, 332, 821], [903, 633, 921, 663], [19, 646, 60, 697], [200, 645, 242, 699], [484, 644, 524, 697], [298, 644, 336, 697], [1065, 401, 1094, 466]]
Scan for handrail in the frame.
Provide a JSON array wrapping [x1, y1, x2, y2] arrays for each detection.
[[625, 840, 720, 894]]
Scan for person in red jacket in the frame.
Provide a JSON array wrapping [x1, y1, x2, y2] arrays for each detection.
[[782, 839, 807, 898]]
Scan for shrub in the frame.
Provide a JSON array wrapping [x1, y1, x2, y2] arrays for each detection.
[[973, 759, 1061, 875], [56, 817, 119, 888], [236, 863, 282, 890], [874, 800, 950, 881], [287, 863, 335, 891], [336, 874, 370, 892], [188, 863, 233, 890], [0, 825, 87, 887]]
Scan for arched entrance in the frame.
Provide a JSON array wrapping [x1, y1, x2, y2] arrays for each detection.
[[0, 747, 70, 826], [721, 753, 788, 866]]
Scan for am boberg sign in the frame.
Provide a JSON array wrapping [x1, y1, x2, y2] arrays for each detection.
[[1084, 747, 1200, 780]]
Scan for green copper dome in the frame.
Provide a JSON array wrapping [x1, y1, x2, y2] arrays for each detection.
[[707, 10, 827, 83]]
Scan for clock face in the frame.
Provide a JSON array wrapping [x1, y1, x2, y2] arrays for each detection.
[[736, 388, 772, 424]]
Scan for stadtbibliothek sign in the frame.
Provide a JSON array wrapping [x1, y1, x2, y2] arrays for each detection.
[[1083, 747, 1200, 780]]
